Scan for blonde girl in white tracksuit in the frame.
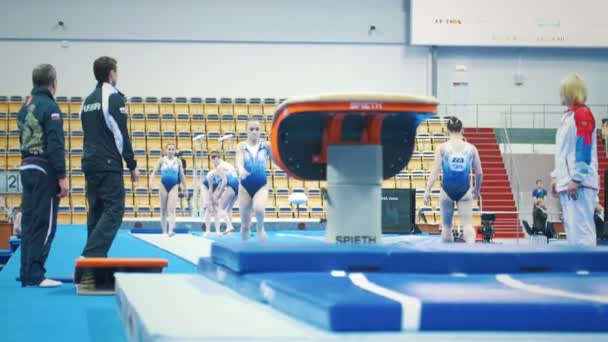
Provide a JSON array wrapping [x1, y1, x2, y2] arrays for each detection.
[[551, 74, 599, 246]]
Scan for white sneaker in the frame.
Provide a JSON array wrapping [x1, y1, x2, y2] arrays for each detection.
[[37, 278, 63, 288]]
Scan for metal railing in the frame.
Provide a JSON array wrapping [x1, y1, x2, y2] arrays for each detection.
[[500, 125, 524, 243], [438, 104, 608, 129]]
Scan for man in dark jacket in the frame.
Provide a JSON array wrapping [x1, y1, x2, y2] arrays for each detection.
[[18, 64, 69, 287], [80, 56, 138, 263]]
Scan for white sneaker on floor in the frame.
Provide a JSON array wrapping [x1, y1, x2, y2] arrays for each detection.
[[37, 278, 63, 288]]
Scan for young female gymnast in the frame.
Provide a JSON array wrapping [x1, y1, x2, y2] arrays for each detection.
[[202, 166, 222, 236], [551, 73, 598, 246], [149, 144, 187, 235], [236, 120, 271, 241], [424, 117, 483, 243], [208, 149, 239, 235]]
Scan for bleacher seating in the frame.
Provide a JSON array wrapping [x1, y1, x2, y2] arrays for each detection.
[[0, 96, 481, 223]]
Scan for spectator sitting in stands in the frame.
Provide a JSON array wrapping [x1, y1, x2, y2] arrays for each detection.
[[532, 179, 547, 204], [594, 203, 605, 241], [532, 199, 548, 236]]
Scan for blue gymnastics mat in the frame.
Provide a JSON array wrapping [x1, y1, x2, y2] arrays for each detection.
[[209, 240, 608, 274], [199, 258, 608, 332], [130, 227, 190, 234]]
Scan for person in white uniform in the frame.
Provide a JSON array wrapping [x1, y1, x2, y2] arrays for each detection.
[[551, 74, 599, 247], [424, 117, 483, 243]]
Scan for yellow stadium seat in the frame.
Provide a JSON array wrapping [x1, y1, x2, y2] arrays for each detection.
[[430, 189, 441, 209], [278, 206, 292, 219], [123, 170, 134, 190], [416, 120, 429, 134], [472, 208, 481, 226], [205, 98, 219, 115], [306, 189, 323, 207], [146, 113, 161, 132], [221, 115, 236, 134], [56, 96, 69, 115], [248, 98, 263, 115], [416, 133, 432, 152], [69, 131, 84, 150], [206, 114, 221, 132], [418, 206, 433, 225], [69, 97, 82, 116], [176, 132, 192, 151], [190, 114, 205, 133], [219, 98, 233, 115], [0, 112, 8, 132], [70, 170, 85, 189], [415, 189, 425, 209], [273, 170, 289, 189], [134, 187, 151, 208], [264, 114, 273, 133], [69, 149, 83, 170], [428, 118, 447, 135], [124, 206, 136, 218], [70, 188, 87, 207], [133, 150, 148, 171], [432, 133, 447, 149], [275, 188, 290, 207], [8, 113, 19, 132], [224, 150, 236, 165], [206, 132, 221, 151], [190, 97, 204, 115], [174, 97, 189, 115], [57, 206, 71, 224], [8, 96, 23, 116], [396, 172, 410, 188], [144, 97, 159, 114], [410, 170, 426, 190], [129, 97, 144, 115], [159, 97, 174, 114], [131, 131, 146, 151], [382, 177, 396, 189], [7, 131, 18, 150], [68, 113, 81, 132], [303, 180, 320, 191], [195, 151, 210, 171], [263, 98, 277, 115], [235, 115, 249, 134], [234, 98, 248, 115], [294, 206, 308, 218], [149, 188, 161, 208], [131, 113, 146, 132], [162, 132, 176, 149], [161, 113, 176, 133], [147, 131, 162, 151], [6, 149, 21, 169], [265, 207, 277, 219], [176, 113, 190, 132], [136, 206, 152, 218], [310, 206, 325, 219], [421, 151, 435, 170], [72, 206, 87, 224], [408, 151, 422, 170]]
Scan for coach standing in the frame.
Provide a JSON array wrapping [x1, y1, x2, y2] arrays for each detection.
[[18, 64, 69, 287], [80, 57, 138, 263]]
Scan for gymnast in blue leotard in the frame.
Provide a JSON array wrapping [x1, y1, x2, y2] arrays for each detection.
[[424, 117, 483, 244], [236, 120, 271, 241], [150, 144, 187, 235], [204, 149, 239, 235]]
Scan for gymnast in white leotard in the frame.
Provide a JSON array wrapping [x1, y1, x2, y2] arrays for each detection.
[[424, 117, 483, 243]]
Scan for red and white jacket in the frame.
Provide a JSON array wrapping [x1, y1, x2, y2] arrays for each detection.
[[550, 104, 598, 193]]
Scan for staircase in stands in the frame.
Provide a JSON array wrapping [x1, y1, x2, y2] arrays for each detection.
[[466, 128, 522, 239]]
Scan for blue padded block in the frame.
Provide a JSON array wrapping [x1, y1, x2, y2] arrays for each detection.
[[130, 227, 190, 234], [210, 240, 608, 274], [9, 238, 20, 253], [199, 258, 401, 331], [210, 242, 390, 274], [200, 258, 608, 332]]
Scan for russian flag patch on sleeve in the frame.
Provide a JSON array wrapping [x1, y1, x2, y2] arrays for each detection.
[[51, 113, 61, 121]]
